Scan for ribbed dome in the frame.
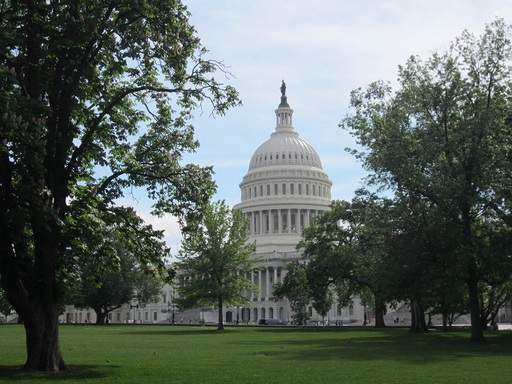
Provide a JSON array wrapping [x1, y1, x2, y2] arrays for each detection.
[[249, 131, 323, 171], [248, 82, 323, 172]]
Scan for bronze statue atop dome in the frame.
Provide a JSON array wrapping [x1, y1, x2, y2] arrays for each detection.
[[278, 80, 289, 108]]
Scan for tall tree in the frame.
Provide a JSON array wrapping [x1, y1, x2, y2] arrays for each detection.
[[273, 260, 312, 326], [341, 19, 512, 341], [73, 242, 164, 325], [175, 200, 258, 331], [299, 194, 394, 328], [0, 0, 239, 371]]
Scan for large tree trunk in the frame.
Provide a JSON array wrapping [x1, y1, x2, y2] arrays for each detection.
[[373, 295, 386, 328], [94, 308, 107, 325], [409, 297, 428, 333], [468, 264, 485, 341], [1, 216, 69, 371], [23, 305, 67, 371]]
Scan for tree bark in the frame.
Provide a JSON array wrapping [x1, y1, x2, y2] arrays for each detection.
[[409, 297, 428, 333], [373, 295, 386, 328], [94, 309, 107, 325], [468, 263, 485, 341], [217, 297, 224, 330], [22, 305, 67, 371]]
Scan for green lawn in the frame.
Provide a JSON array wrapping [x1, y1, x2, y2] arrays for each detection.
[[0, 324, 511, 383]]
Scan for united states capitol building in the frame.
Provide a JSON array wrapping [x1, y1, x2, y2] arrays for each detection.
[[61, 84, 370, 325]]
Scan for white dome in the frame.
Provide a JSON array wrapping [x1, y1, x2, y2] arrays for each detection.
[[248, 130, 323, 171]]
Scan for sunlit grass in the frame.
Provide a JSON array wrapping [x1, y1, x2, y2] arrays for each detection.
[[0, 324, 511, 383]]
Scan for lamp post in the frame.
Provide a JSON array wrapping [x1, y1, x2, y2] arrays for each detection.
[[167, 292, 176, 324]]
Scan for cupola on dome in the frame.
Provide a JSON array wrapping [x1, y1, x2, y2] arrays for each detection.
[[248, 81, 323, 172]]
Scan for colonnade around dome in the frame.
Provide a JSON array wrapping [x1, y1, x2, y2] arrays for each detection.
[[245, 208, 325, 236]]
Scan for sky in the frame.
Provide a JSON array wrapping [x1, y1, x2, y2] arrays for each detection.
[[133, 0, 512, 257]]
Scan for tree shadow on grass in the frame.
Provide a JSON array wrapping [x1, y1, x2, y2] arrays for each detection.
[[237, 328, 512, 365], [0, 364, 120, 382], [116, 326, 234, 337]]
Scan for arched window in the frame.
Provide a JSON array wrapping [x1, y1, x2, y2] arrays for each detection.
[[274, 184, 278, 195], [282, 183, 286, 195], [290, 184, 295, 195]]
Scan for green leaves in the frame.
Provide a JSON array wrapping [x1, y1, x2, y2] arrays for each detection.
[[176, 200, 257, 314], [340, 19, 512, 338]]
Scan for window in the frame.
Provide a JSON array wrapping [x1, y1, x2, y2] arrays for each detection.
[[145, 312, 149, 321], [298, 184, 302, 195], [267, 184, 270, 196], [274, 184, 278, 195], [306, 184, 309, 195], [260, 185, 263, 196], [153, 311, 158, 321], [282, 183, 286, 194], [290, 183, 294, 195]]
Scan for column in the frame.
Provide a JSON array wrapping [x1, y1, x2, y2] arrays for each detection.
[[249, 272, 254, 300], [265, 268, 270, 301], [273, 267, 278, 297], [258, 270, 262, 301]]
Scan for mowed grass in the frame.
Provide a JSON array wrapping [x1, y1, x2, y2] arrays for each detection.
[[0, 324, 511, 384]]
